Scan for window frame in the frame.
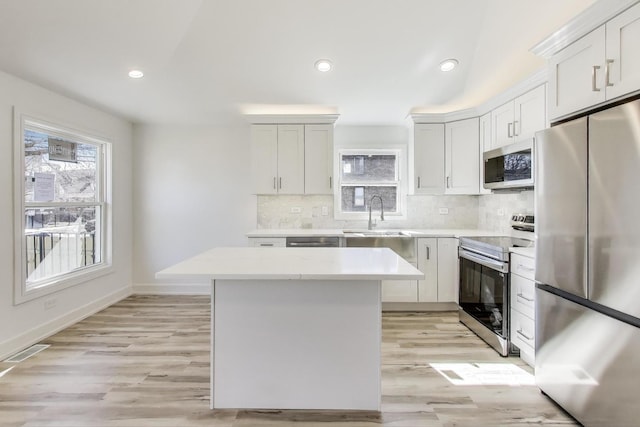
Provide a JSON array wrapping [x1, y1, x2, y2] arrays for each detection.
[[13, 109, 113, 305], [334, 148, 406, 220]]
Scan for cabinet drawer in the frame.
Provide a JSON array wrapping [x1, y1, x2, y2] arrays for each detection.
[[510, 274, 535, 319], [510, 309, 535, 354], [249, 237, 286, 248], [511, 253, 535, 280]]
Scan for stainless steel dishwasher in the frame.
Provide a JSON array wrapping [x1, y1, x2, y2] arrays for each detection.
[[285, 236, 340, 247]]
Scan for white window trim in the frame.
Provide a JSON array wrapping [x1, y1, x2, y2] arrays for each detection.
[[13, 108, 113, 305], [334, 148, 407, 221]]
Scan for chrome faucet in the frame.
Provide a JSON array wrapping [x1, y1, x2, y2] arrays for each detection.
[[368, 195, 385, 230]]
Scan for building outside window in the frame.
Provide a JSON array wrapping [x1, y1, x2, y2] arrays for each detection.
[[14, 113, 111, 304], [336, 149, 404, 219]]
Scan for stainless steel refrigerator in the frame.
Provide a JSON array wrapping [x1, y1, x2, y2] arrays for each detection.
[[535, 98, 640, 427]]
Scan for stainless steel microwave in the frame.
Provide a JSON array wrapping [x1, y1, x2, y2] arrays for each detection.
[[483, 140, 533, 190]]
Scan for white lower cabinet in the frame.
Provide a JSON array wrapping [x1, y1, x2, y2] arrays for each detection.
[[248, 237, 286, 248], [417, 237, 459, 303], [510, 252, 536, 367], [382, 266, 418, 302]]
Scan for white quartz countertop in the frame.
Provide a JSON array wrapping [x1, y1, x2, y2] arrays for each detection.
[[156, 247, 425, 281], [247, 228, 499, 238], [509, 246, 535, 258]]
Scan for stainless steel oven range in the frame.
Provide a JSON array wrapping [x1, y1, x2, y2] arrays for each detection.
[[458, 236, 533, 356]]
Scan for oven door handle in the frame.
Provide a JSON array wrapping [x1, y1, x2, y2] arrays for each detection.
[[459, 249, 508, 273]]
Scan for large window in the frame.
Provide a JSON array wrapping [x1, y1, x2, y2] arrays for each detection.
[[14, 113, 111, 303], [336, 149, 405, 219]]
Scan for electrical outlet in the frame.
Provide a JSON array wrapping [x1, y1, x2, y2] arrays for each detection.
[[439, 207, 449, 215], [497, 208, 505, 216], [321, 206, 329, 216], [44, 298, 57, 310], [290, 207, 302, 213]]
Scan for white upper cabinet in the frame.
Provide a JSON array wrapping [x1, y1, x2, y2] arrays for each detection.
[[491, 85, 546, 148], [414, 123, 445, 195], [548, 2, 640, 121], [445, 118, 479, 195], [251, 123, 334, 195], [277, 125, 305, 194], [250, 125, 279, 194], [478, 113, 492, 195], [605, 2, 640, 100], [549, 27, 606, 120], [250, 124, 304, 195], [304, 124, 333, 195]]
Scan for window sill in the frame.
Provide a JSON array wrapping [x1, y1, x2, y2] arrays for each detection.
[[14, 263, 114, 305]]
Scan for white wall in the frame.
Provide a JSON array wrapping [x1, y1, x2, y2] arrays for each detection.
[[132, 124, 256, 293], [0, 70, 133, 359]]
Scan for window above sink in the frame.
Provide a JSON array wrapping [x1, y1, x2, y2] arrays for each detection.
[[335, 149, 407, 221]]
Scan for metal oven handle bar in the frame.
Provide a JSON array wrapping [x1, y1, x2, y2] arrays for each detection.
[[459, 248, 508, 273]]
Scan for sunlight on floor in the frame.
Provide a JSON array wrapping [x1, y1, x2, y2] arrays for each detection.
[[430, 362, 535, 386], [0, 366, 14, 378]]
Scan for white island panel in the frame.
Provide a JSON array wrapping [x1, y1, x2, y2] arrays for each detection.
[[212, 279, 381, 410]]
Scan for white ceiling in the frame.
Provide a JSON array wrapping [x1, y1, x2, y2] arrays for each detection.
[[0, 0, 597, 126]]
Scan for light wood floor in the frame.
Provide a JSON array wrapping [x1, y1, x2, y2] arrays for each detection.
[[0, 295, 576, 427]]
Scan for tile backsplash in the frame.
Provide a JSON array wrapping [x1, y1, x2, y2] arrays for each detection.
[[256, 190, 533, 233]]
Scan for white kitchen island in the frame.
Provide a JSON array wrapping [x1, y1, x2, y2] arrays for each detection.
[[156, 247, 423, 411]]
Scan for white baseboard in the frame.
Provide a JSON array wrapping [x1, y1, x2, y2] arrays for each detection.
[[0, 286, 132, 361], [133, 282, 210, 295], [382, 302, 459, 312]]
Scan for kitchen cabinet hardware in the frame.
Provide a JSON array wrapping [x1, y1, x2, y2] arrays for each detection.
[[516, 292, 534, 302], [591, 65, 601, 92], [516, 329, 533, 341], [513, 120, 519, 136], [517, 263, 535, 272], [605, 59, 614, 87], [507, 122, 513, 138], [417, 176, 421, 189], [279, 177, 282, 189]]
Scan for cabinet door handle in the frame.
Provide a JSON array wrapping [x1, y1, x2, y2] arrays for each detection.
[[517, 263, 535, 272], [279, 177, 282, 189], [446, 176, 450, 188], [513, 120, 519, 136], [426, 246, 430, 260], [329, 176, 332, 189], [517, 329, 534, 341], [605, 59, 614, 87], [417, 176, 421, 189], [516, 292, 534, 303], [507, 122, 513, 138], [592, 65, 601, 92], [273, 177, 276, 190], [260, 243, 274, 247]]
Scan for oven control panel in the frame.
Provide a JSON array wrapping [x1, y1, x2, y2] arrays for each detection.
[[511, 213, 534, 232]]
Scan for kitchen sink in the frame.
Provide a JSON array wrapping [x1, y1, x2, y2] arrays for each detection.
[[342, 229, 411, 237], [344, 232, 415, 261]]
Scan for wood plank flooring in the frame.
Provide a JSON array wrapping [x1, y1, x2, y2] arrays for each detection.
[[0, 295, 576, 426]]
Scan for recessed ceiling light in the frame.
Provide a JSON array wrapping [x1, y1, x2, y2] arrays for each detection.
[[439, 59, 458, 72], [314, 59, 333, 72], [128, 69, 144, 79]]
